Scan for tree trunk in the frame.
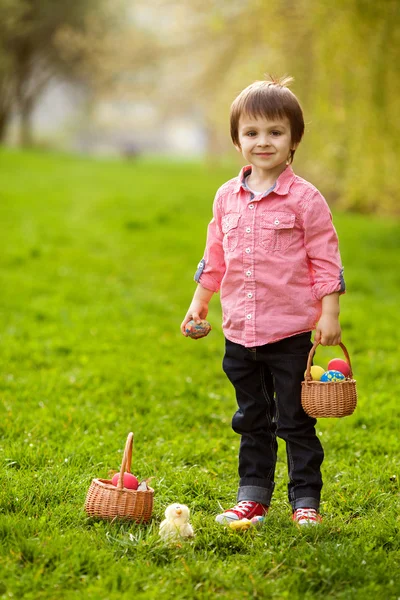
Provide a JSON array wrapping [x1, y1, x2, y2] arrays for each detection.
[[19, 96, 34, 147], [0, 109, 10, 142]]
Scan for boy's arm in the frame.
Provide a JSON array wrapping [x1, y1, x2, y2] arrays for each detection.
[[180, 284, 214, 335], [181, 189, 225, 336], [194, 191, 225, 293], [302, 190, 346, 301], [315, 292, 341, 346], [301, 189, 345, 347]]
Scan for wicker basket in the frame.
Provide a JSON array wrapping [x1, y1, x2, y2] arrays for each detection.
[[84, 432, 153, 522], [301, 342, 357, 418]]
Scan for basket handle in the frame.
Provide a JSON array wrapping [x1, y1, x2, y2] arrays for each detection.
[[117, 432, 133, 490], [304, 341, 353, 382]]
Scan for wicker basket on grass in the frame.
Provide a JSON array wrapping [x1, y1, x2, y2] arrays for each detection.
[[84, 432, 153, 522], [301, 341, 357, 418]]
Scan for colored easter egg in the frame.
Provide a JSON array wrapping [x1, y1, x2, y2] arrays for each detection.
[[306, 365, 326, 381], [185, 319, 211, 339], [250, 515, 265, 526], [320, 370, 346, 382], [111, 472, 139, 490], [229, 518, 252, 531], [327, 358, 351, 378]]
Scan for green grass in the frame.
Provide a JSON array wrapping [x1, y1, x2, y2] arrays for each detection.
[[0, 148, 399, 599]]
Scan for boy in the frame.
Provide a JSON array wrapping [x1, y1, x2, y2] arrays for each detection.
[[181, 76, 345, 525]]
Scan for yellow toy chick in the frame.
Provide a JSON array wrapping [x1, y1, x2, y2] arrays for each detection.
[[159, 503, 194, 541]]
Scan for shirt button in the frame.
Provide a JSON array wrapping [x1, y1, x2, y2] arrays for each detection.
[[246, 270, 252, 276], [274, 219, 280, 225], [247, 293, 253, 298], [249, 204, 254, 210], [246, 227, 251, 233], [245, 247, 251, 253], [247, 314, 252, 319]]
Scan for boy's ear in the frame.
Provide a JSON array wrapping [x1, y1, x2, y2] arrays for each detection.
[[234, 144, 242, 153]]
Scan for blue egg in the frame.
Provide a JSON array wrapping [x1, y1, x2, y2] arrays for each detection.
[[320, 370, 346, 382]]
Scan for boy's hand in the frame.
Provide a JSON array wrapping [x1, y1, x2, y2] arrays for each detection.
[[180, 284, 214, 336], [315, 292, 341, 346], [315, 315, 341, 346], [180, 303, 209, 336]]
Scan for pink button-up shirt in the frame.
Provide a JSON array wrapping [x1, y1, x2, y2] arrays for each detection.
[[195, 165, 345, 347]]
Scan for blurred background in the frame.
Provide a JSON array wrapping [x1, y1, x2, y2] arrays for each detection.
[[1, 0, 399, 214]]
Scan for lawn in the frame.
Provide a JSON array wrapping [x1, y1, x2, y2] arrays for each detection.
[[0, 148, 399, 599]]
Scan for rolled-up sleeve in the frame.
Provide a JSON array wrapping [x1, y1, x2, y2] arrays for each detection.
[[302, 190, 345, 300], [194, 192, 225, 292]]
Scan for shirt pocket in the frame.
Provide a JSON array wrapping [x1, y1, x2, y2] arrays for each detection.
[[259, 211, 295, 252], [222, 212, 241, 252]]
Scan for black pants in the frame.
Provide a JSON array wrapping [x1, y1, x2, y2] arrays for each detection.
[[222, 333, 324, 511]]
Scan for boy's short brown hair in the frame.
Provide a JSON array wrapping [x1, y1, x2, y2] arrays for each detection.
[[230, 76, 304, 163]]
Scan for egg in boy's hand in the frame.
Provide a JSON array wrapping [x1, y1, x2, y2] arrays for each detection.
[[185, 319, 211, 339]]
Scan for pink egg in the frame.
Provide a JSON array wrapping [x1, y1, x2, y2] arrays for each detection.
[[327, 358, 351, 378], [111, 472, 139, 490]]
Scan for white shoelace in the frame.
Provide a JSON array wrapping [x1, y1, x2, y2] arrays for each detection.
[[294, 508, 318, 521], [228, 501, 256, 516]]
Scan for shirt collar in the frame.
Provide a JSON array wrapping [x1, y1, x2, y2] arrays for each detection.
[[233, 165, 295, 196]]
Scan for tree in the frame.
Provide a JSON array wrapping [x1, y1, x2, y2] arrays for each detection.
[[156, 0, 400, 213], [0, 0, 25, 140], [0, 0, 130, 145]]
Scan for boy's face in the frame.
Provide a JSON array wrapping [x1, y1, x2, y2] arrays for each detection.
[[236, 114, 296, 178]]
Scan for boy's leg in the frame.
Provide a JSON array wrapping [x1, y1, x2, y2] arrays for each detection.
[[222, 338, 277, 508], [259, 333, 324, 512]]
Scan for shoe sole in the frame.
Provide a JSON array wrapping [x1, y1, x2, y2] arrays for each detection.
[[215, 513, 239, 524]]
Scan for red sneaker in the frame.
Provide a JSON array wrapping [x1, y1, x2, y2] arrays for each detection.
[[292, 508, 322, 526], [216, 500, 268, 524]]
